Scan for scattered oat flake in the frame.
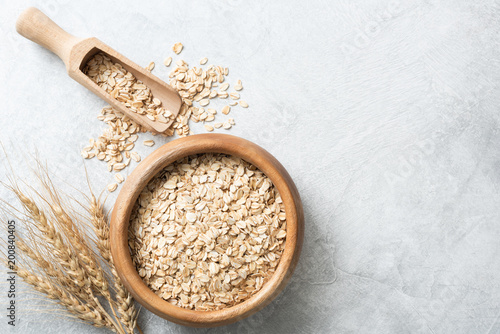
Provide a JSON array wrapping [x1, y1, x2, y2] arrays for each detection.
[[204, 124, 214, 132], [113, 163, 126, 171], [229, 101, 238, 106], [214, 122, 223, 128], [222, 106, 231, 115], [115, 173, 125, 183], [235, 80, 243, 91], [223, 121, 232, 130], [200, 99, 210, 107], [131, 152, 141, 162], [230, 92, 240, 100], [144, 140, 155, 147], [239, 100, 249, 108], [220, 83, 229, 91], [146, 61, 155, 72], [200, 57, 208, 65], [218, 91, 229, 99], [173, 42, 183, 54], [108, 183, 118, 192], [164, 56, 172, 67]]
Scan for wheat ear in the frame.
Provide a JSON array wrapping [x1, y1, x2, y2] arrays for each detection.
[[15, 191, 91, 289], [1, 159, 140, 333], [89, 195, 139, 334], [17, 267, 117, 330], [35, 166, 112, 299], [90, 195, 111, 262], [51, 203, 110, 298], [17, 238, 80, 296], [13, 188, 125, 333]]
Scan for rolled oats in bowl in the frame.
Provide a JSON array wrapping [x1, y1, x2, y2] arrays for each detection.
[[128, 153, 287, 311]]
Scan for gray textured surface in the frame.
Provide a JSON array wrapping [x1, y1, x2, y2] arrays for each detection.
[[1, 0, 500, 333]]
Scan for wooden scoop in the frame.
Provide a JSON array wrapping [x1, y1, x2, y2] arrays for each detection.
[[16, 7, 182, 134]]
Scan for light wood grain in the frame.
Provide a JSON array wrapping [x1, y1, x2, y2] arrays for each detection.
[[16, 7, 182, 134], [110, 134, 304, 327]]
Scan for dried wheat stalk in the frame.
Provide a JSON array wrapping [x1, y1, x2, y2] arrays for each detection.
[[1, 164, 141, 334]]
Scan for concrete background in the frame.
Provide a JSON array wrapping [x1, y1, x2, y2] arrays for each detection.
[[1, 0, 500, 333]]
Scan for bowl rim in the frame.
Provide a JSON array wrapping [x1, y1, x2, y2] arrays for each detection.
[[110, 133, 304, 327]]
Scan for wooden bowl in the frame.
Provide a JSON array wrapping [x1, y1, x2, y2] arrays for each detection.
[[110, 134, 304, 327]]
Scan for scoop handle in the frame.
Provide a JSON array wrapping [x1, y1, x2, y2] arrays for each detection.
[[16, 7, 81, 68]]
